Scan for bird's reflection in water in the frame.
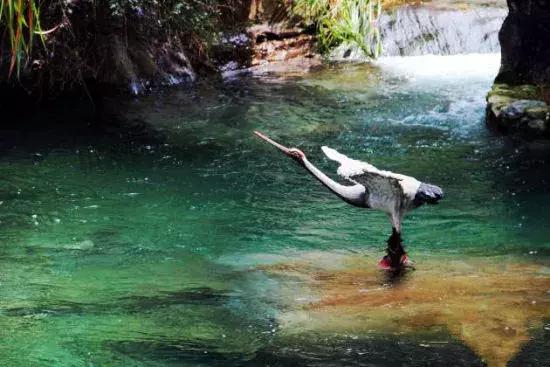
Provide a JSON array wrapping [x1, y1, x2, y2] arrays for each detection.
[[382, 265, 413, 285]]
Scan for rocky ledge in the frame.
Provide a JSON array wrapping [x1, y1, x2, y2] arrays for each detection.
[[487, 0, 550, 137], [486, 84, 550, 136], [216, 23, 322, 78]]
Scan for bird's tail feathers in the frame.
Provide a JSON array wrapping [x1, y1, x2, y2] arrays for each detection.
[[321, 146, 350, 164]]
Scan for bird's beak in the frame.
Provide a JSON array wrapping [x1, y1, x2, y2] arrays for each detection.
[[254, 131, 292, 157]]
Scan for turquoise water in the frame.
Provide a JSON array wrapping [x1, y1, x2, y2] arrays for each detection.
[[0, 54, 548, 366]]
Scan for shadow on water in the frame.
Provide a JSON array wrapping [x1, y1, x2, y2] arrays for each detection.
[[107, 339, 250, 366], [250, 335, 486, 367], [107, 333, 487, 367], [2, 287, 232, 317], [508, 325, 550, 367], [0, 106, 166, 158], [382, 266, 414, 285]]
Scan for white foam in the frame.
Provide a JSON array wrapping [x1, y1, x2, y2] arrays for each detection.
[[374, 53, 501, 81]]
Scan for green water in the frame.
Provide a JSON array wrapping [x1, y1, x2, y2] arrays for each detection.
[[0, 54, 548, 366]]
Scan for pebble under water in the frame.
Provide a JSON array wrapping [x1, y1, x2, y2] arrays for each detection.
[[0, 54, 549, 366]]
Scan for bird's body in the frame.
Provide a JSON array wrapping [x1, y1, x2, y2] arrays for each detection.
[[321, 146, 422, 232], [254, 131, 443, 269]]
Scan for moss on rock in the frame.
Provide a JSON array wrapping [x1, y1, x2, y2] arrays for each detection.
[[486, 83, 550, 136]]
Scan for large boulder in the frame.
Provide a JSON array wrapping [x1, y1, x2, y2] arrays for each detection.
[[495, 0, 550, 85]]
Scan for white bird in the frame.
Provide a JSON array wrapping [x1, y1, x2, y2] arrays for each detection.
[[254, 131, 443, 269]]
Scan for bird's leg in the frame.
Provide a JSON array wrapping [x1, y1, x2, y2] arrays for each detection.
[[379, 213, 408, 270], [386, 228, 406, 268], [379, 228, 407, 270]]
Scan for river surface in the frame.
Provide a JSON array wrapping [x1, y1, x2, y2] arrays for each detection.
[[0, 54, 549, 366]]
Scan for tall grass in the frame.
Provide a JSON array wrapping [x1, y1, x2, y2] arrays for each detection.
[[293, 0, 382, 57], [0, 0, 46, 77]]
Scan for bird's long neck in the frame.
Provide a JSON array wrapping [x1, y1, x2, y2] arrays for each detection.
[[301, 157, 366, 207]]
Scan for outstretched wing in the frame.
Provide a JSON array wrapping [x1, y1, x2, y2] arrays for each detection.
[[321, 146, 420, 213]]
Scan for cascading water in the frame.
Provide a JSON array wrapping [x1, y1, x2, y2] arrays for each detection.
[[331, 1, 507, 60]]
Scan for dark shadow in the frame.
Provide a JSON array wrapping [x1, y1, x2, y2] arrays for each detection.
[[248, 334, 486, 367], [508, 322, 550, 367], [0, 97, 166, 159], [382, 266, 414, 286], [106, 331, 488, 367]]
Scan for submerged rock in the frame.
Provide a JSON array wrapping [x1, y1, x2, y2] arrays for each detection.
[[259, 252, 550, 367]]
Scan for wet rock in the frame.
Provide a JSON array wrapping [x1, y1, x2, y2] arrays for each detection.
[[500, 100, 547, 120], [220, 22, 322, 77], [486, 83, 550, 136], [211, 32, 254, 74]]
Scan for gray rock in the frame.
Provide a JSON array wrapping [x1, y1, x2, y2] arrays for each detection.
[[525, 106, 550, 120], [500, 99, 547, 120]]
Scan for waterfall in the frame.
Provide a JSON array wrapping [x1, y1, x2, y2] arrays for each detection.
[[331, 2, 507, 60]]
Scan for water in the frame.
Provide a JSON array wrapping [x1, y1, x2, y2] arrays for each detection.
[[0, 54, 549, 367]]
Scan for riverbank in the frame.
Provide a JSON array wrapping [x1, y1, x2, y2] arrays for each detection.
[[0, 0, 508, 100]]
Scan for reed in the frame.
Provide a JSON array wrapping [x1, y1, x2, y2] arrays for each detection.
[[293, 0, 383, 57], [0, 0, 47, 77]]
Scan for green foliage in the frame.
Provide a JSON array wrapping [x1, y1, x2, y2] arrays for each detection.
[[0, 0, 45, 77], [0, 0, 225, 79], [102, 0, 226, 61], [106, 0, 222, 41], [293, 0, 383, 58]]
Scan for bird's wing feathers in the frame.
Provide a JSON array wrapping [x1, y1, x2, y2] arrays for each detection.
[[321, 146, 421, 208]]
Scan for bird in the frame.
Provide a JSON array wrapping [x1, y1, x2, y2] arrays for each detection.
[[254, 131, 443, 270]]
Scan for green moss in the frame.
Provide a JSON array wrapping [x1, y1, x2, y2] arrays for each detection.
[[487, 83, 541, 100]]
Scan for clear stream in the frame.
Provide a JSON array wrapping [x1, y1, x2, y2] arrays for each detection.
[[0, 54, 549, 366]]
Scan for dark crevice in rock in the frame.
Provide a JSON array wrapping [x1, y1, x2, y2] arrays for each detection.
[[486, 0, 550, 137]]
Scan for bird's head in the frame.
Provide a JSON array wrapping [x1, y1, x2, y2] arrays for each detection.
[[254, 131, 306, 163], [414, 182, 444, 207], [288, 148, 306, 162]]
